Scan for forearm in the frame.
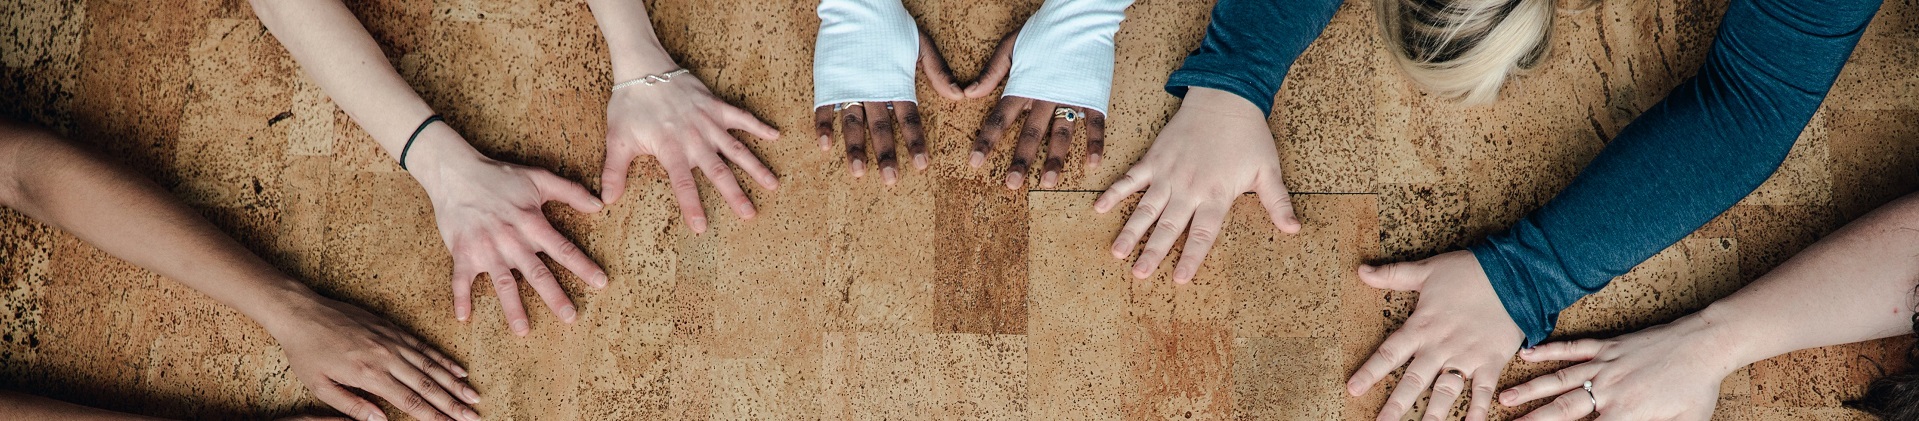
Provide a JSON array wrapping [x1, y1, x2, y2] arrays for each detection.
[[0, 391, 168, 421], [583, 0, 678, 81], [1163, 0, 1341, 116], [1702, 192, 1919, 368], [0, 126, 317, 333], [1470, 0, 1881, 346]]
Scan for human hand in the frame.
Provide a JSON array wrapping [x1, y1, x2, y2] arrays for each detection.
[[813, 28, 963, 185], [1499, 314, 1742, 421], [1348, 251, 1525, 421], [266, 296, 480, 421], [602, 71, 781, 232], [1094, 87, 1298, 283], [408, 134, 608, 336], [966, 0, 1128, 188]]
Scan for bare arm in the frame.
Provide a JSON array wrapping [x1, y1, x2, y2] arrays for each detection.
[[250, 0, 609, 335], [0, 391, 168, 421], [0, 124, 478, 421]]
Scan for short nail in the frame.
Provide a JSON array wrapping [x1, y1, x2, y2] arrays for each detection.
[[464, 387, 481, 403], [560, 305, 578, 323], [464, 408, 481, 421], [510, 320, 529, 335], [1040, 171, 1059, 188], [594, 272, 609, 288], [690, 217, 707, 233], [1005, 172, 1024, 190], [969, 152, 985, 168], [913, 154, 929, 170], [1359, 265, 1374, 273], [851, 160, 866, 177], [818, 135, 831, 150], [1087, 153, 1102, 167], [369, 413, 388, 421], [882, 167, 898, 186]]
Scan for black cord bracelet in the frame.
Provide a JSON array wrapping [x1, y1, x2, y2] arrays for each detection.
[[399, 114, 444, 170]]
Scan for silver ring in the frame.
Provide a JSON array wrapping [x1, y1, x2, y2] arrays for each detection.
[[1052, 107, 1079, 122], [1444, 369, 1465, 382], [833, 102, 864, 112], [1581, 380, 1598, 410]]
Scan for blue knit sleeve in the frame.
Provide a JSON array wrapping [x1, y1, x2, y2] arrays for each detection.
[[1163, 0, 1343, 116], [1471, 0, 1882, 346]]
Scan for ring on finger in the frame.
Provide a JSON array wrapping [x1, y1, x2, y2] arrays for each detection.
[[1582, 380, 1599, 412], [834, 102, 863, 111], [1443, 368, 1466, 382], [1052, 107, 1079, 122]]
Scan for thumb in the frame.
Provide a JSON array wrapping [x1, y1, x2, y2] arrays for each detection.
[[918, 31, 965, 100], [1356, 261, 1429, 291], [963, 30, 1018, 99], [532, 170, 605, 213], [1252, 170, 1301, 234]]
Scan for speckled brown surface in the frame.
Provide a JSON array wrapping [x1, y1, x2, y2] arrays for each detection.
[[1, 0, 1916, 419]]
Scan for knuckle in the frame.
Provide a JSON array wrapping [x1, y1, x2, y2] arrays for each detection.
[[1017, 126, 1044, 142], [1186, 228, 1218, 245], [841, 113, 864, 126], [724, 141, 750, 153], [1154, 220, 1181, 234], [901, 109, 922, 126], [669, 176, 699, 192], [490, 274, 517, 289]]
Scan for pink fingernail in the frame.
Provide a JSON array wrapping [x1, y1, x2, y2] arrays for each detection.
[[510, 320, 529, 336], [969, 152, 985, 168]]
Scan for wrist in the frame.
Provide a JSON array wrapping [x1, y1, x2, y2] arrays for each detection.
[[402, 125, 485, 194], [1686, 303, 1769, 374], [608, 48, 680, 83], [1179, 87, 1266, 119], [227, 277, 327, 337]]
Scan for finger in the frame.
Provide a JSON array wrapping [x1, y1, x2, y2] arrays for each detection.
[[1501, 363, 1601, 407], [1132, 197, 1197, 279], [307, 381, 387, 421], [412, 340, 469, 379], [1465, 367, 1499, 421], [918, 32, 964, 100], [1253, 169, 1301, 233], [525, 225, 607, 289], [1112, 184, 1171, 259], [1422, 369, 1469, 421], [1171, 201, 1231, 284], [391, 359, 478, 421], [394, 346, 479, 405], [867, 102, 900, 186], [1348, 325, 1420, 396], [1084, 109, 1107, 168], [963, 30, 1018, 99], [894, 101, 928, 171], [713, 131, 779, 191], [505, 244, 577, 324], [1517, 389, 1598, 421], [971, 96, 1028, 168], [661, 159, 709, 234], [531, 170, 605, 214], [721, 104, 781, 141], [360, 368, 460, 421], [486, 266, 531, 336], [1094, 165, 1151, 214], [1378, 356, 1445, 421], [1521, 338, 1605, 362], [1357, 260, 1431, 292], [1038, 107, 1076, 188], [599, 145, 634, 204], [450, 262, 476, 322], [814, 105, 836, 151], [842, 102, 869, 177], [1004, 100, 1053, 190], [696, 153, 756, 219]]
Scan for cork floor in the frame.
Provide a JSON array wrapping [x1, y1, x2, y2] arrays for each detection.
[[3, 0, 1918, 419]]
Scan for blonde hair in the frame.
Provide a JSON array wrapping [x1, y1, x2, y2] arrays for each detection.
[[1378, 0, 1555, 104]]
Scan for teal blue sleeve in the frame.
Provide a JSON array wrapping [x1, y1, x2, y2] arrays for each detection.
[[1470, 0, 1882, 347], [1164, 0, 1343, 116]]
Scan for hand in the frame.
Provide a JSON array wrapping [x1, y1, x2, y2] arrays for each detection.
[[410, 135, 608, 336], [965, 31, 1108, 189], [267, 296, 480, 421], [1094, 87, 1299, 283], [1347, 251, 1525, 421], [1499, 314, 1741, 421], [814, 31, 962, 185], [602, 72, 781, 232]]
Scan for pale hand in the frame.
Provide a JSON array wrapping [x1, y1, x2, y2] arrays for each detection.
[[603, 72, 781, 233], [1500, 314, 1739, 421], [1347, 251, 1525, 421]]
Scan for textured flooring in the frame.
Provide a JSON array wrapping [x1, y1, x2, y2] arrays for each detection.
[[2, 0, 1918, 419]]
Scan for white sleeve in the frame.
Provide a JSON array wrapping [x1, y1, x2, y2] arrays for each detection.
[[1003, 0, 1133, 115], [813, 0, 921, 109]]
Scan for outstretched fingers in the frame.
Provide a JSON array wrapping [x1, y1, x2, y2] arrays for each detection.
[[972, 96, 1028, 168], [1171, 200, 1230, 283], [963, 30, 1018, 99]]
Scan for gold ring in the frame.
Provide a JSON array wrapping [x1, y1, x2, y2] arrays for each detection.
[[1052, 107, 1079, 122]]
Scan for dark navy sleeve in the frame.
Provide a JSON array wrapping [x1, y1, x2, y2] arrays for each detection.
[[1470, 0, 1882, 346], [1164, 0, 1343, 116]]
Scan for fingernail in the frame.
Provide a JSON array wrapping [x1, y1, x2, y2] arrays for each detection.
[[818, 135, 831, 151], [1500, 390, 1515, 405], [1358, 265, 1374, 273], [510, 319, 529, 335], [1040, 171, 1059, 188], [690, 217, 707, 234], [464, 386, 481, 403], [969, 152, 985, 168], [913, 154, 929, 170], [1087, 153, 1102, 168], [369, 413, 388, 421], [851, 160, 866, 178], [593, 272, 609, 289], [464, 408, 481, 421], [1520, 348, 1534, 355], [559, 305, 578, 323], [882, 167, 898, 186], [1004, 172, 1024, 190]]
